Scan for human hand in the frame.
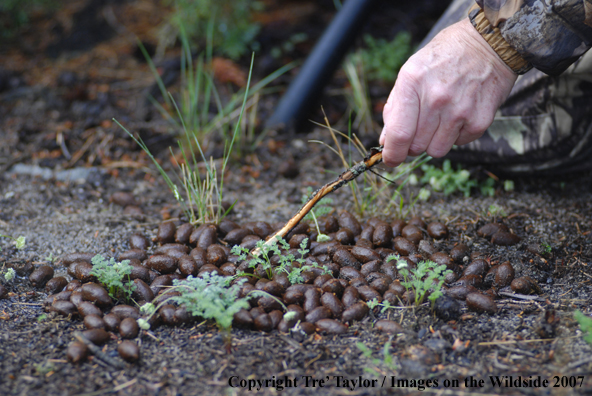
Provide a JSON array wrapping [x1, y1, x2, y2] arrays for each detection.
[[379, 18, 518, 167]]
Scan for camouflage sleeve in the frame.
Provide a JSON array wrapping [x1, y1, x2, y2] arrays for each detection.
[[470, 0, 592, 75]]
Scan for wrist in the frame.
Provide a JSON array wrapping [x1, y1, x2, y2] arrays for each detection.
[[468, 6, 532, 75]]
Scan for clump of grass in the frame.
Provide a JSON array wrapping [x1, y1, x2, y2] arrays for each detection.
[[90, 255, 136, 302], [419, 159, 500, 198], [159, 0, 262, 60], [386, 254, 452, 308], [1, 234, 25, 282]]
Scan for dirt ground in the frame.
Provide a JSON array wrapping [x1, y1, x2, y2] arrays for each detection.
[[1, 1, 592, 395]]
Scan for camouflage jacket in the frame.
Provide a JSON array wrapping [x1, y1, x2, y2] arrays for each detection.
[[470, 0, 592, 75]]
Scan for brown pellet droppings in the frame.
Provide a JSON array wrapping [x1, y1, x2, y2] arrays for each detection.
[[321, 278, 345, 297], [240, 235, 262, 251], [357, 285, 381, 302], [494, 262, 515, 288], [338, 210, 362, 236], [283, 289, 305, 305], [445, 284, 478, 300], [224, 228, 252, 245], [254, 313, 273, 332], [305, 306, 332, 323], [70, 291, 83, 307], [45, 276, 68, 294], [375, 319, 404, 334], [103, 313, 121, 332], [262, 281, 285, 297], [206, 245, 227, 266], [427, 222, 448, 239], [320, 216, 339, 234], [342, 286, 360, 308], [491, 231, 521, 246], [62, 252, 94, 266], [321, 292, 344, 318], [197, 225, 217, 249], [110, 191, 136, 207], [66, 280, 82, 292], [370, 277, 390, 294], [466, 292, 497, 314], [289, 234, 310, 249], [408, 216, 426, 229], [110, 305, 140, 320], [84, 314, 106, 330], [418, 240, 438, 256], [316, 319, 348, 334], [393, 237, 417, 256], [82, 328, 110, 345], [233, 309, 253, 329], [132, 279, 154, 302], [129, 233, 150, 251], [391, 219, 406, 237], [401, 225, 423, 244], [78, 301, 103, 317], [333, 250, 361, 270], [429, 252, 455, 270], [372, 224, 394, 247], [118, 249, 148, 262], [335, 228, 355, 245], [340, 266, 363, 281], [454, 274, 483, 288], [81, 283, 112, 308], [118, 340, 140, 362], [342, 301, 369, 323], [29, 265, 54, 288], [154, 244, 189, 256], [74, 262, 97, 283], [360, 226, 374, 242], [477, 223, 508, 238], [450, 244, 470, 263], [303, 288, 322, 313], [383, 290, 401, 305], [120, 317, 139, 339], [220, 262, 237, 276], [145, 255, 177, 274], [50, 300, 77, 316], [259, 296, 284, 312], [159, 304, 178, 326], [174, 223, 194, 244], [511, 276, 540, 294], [268, 310, 284, 329], [351, 246, 381, 264], [157, 221, 176, 244], [218, 219, 240, 236], [463, 259, 490, 277], [67, 341, 89, 364]]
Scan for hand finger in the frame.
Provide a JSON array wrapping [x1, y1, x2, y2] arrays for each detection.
[[426, 119, 463, 158], [380, 78, 420, 167]]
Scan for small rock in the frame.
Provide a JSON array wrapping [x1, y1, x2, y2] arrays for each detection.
[[118, 340, 140, 362]]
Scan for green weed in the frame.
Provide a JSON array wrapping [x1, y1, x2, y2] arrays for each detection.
[[138, 272, 250, 346], [420, 159, 499, 198], [354, 32, 412, 83], [231, 237, 331, 284], [90, 255, 136, 302], [386, 254, 451, 308], [356, 340, 398, 375], [574, 310, 592, 345]]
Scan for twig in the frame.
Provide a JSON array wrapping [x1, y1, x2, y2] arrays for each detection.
[[251, 146, 383, 256], [73, 332, 125, 370], [566, 356, 592, 370], [498, 292, 545, 301]]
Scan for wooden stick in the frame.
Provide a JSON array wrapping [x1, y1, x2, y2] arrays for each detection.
[[251, 146, 383, 256]]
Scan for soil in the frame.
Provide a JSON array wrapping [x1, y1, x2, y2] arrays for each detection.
[[1, 1, 592, 395]]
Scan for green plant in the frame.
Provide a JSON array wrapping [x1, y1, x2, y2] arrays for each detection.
[[356, 340, 398, 375], [301, 187, 333, 242], [354, 32, 412, 83], [574, 310, 592, 345], [138, 273, 250, 347], [159, 0, 262, 60], [89, 255, 136, 302], [541, 242, 552, 254], [342, 55, 375, 135], [367, 298, 398, 313], [420, 159, 498, 198], [0, 234, 25, 251], [2, 267, 15, 282], [231, 237, 331, 284], [386, 254, 451, 308], [486, 204, 507, 218]]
